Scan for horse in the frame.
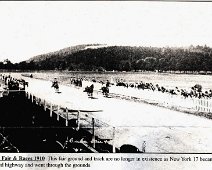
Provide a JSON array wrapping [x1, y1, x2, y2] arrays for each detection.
[[101, 86, 109, 97], [83, 84, 94, 96]]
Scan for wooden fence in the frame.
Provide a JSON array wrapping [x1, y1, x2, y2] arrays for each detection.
[[25, 91, 116, 153], [108, 86, 212, 113]]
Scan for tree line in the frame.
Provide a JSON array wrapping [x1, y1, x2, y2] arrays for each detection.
[[1, 45, 212, 73]]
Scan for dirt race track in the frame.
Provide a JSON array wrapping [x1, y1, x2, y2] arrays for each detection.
[[8, 73, 212, 153]]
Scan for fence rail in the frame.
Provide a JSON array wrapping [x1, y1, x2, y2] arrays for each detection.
[[107, 87, 212, 114]]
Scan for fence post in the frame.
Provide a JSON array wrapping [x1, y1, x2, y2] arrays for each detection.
[[207, 99, 209, 112], [44, 100, 46, 111], [194, 98, 197, 111], [50, 103, 53, 117], [92, 118, 95, 148], [38, 98, 41, 106], [65, 107, 68, 126], [57, 105, 60, 121], [77, 110, 80, 130], [112, 127, 116, 153], [200, 99, 203, 112], [203, 99, 205, 112], [197, 99, 200, 111]]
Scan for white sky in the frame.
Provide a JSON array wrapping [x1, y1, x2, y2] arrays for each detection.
[[0, 1, 212, 63]]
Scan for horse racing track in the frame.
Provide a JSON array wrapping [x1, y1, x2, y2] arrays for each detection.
[[1, 73, 212, 153]]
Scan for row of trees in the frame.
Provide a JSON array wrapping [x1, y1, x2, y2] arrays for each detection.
[[1, 45, 212, 72]]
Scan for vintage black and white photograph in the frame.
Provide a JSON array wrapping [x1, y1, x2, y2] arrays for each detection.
[[1, 0, 212, 159]]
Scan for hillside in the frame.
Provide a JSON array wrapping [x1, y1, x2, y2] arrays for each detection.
[[1, 44, 212, 72], [26, 44, 105, 63]]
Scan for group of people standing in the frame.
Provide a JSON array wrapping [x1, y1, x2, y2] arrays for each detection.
[[0, 74, 28, 91]]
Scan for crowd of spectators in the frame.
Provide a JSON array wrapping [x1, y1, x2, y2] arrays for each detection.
[[68, 76, 212, 99], [0, 74, 28, 91], [115, 79, 212, 99]]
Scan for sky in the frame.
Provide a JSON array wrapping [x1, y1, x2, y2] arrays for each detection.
[[0, 1, 212, 63]]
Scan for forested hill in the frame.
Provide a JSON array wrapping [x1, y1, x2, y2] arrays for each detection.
[[26, 44, 104, 63], [1, 45, 212, 72]]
